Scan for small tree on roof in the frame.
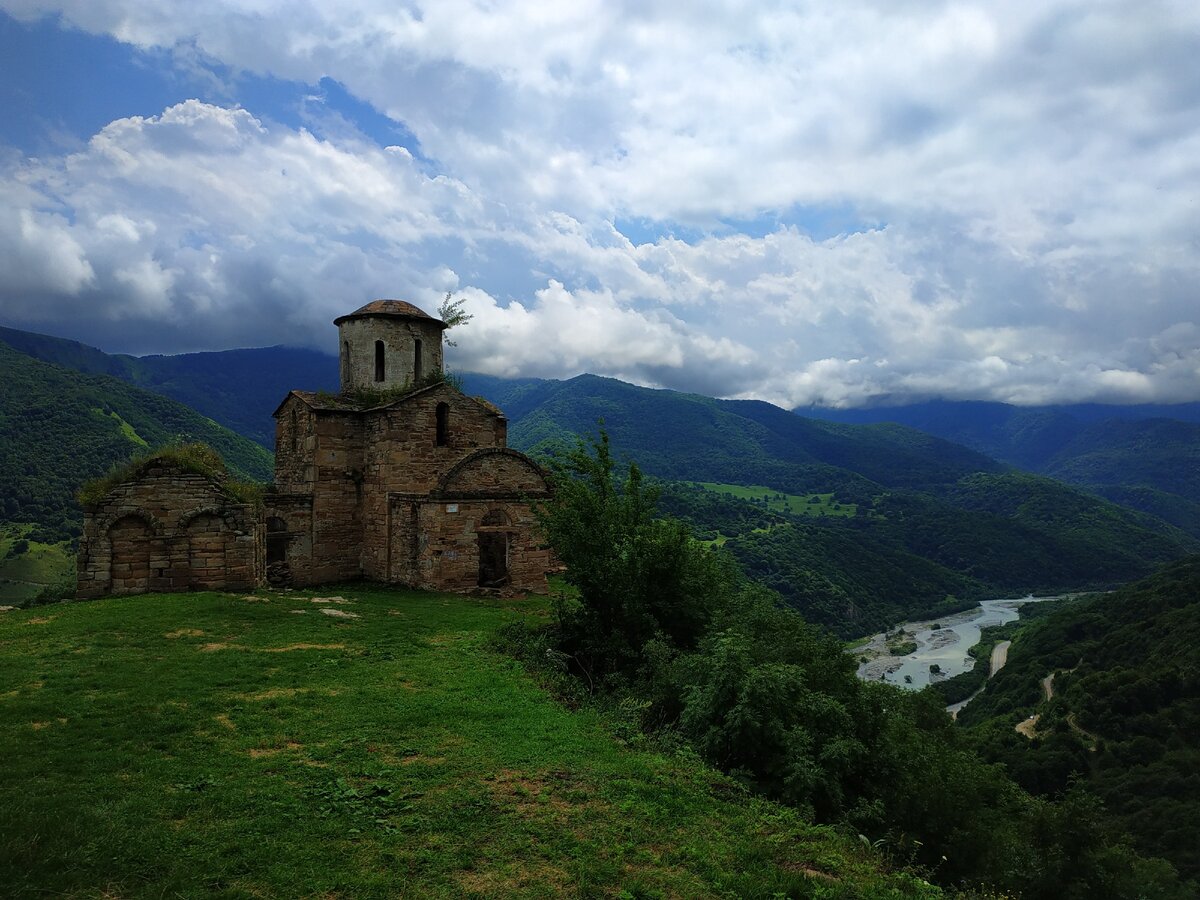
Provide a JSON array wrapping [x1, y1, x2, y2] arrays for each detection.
[[438, 293, 473, 347]]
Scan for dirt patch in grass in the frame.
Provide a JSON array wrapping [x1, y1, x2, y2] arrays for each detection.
[[25, 616, 55, 625], [247, 742, 305, 758], [263, 643, 346, 653], [487, 769, 590, 820], [201, 642, 346, 653], [164, 628, 205, 639], [457, 861, 571, 897], [309, 596, 352, 604], [236, 688, 307, 701], [400, 754, 446, 766], [779, 860, 840, 882], [318, 608, 360, 619], [214, 714, 237, 731]]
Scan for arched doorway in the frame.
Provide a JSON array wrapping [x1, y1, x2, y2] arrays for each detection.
[[477, 509, 510, 588]]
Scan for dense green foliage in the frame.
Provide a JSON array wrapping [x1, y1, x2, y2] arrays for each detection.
[[520, 435, 1192, 896], [0, 341, 273, 543], [958, 557, 1200, 880], [536, 433, 736, 679], [658, 476, 1194, 637], [0, 587, 944, 899]]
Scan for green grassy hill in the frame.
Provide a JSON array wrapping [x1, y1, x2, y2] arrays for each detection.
[[0, 340, 273, 560], [0, 586, 938, 898], [957, 557, 1200, 881]]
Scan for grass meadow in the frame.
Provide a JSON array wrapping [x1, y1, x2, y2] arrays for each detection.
[[0, 585, 935, 899]]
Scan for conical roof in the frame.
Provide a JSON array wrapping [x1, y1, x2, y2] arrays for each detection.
[[333, 299, 447, 328]]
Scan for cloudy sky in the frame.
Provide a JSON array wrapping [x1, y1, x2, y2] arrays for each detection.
[[1, 1, 1198, 408]]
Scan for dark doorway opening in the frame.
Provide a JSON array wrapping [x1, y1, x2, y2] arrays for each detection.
[[266, 516, 288, 565], [374, 340, 385, 382], [477, 509, 510, 588]]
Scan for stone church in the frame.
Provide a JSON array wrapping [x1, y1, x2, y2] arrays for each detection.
[[76, 300, 553, 599]]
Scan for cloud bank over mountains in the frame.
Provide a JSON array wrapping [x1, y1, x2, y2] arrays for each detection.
[[1, 1, 1198, 408]]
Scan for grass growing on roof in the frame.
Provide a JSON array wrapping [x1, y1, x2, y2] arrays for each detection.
[[76, 441, 263, 509], [0, 585, 939, 898]]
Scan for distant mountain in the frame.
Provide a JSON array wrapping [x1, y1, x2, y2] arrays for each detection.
[[460, 373, 1196, 634], [959, 556, 1200, 882], [0, 326, 339, 449], [464, 372, 1004, 493], [0, 339, 273, 543], [801, 399, 1200, 535]]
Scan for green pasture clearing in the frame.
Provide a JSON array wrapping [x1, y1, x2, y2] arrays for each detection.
[[0, 586, 934, 898], [0, 523, 74, 604], [691, 483, 857, 518]]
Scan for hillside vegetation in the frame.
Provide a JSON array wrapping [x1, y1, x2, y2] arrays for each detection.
[[804, 400, 1200, 537], [0, 340, 272, 548], [0, 326, 339, 449], [507, 434, 1191, 897], [0, 587, 939, 899], [957, 557, 1200, 881]]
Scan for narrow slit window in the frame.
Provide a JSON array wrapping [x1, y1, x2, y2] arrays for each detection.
[[290, 407, 298, 451], [340, 341, 350, 386], [374, 340, 385, 382], [414, 338, 423, 383], [435, 402, 449, 446]]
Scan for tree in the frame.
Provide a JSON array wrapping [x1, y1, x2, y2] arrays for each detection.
[[536, 429, 734, 678], [437, 293, 473, 347]]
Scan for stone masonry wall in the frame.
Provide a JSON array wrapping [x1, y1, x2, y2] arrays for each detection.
[[262, 493, 313, 587], [360, 384, 506, 580], [309, 411, 364, 583], [412, 500, 551, 594], [338, 317, 444, 393], [273, 396, 316, 493], [77, 464, 263, 599]]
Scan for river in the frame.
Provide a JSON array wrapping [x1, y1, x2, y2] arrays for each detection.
[[853, 596, 1062, 692]]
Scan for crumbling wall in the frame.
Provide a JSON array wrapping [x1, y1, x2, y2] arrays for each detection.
[[77, 462, 262, 599]]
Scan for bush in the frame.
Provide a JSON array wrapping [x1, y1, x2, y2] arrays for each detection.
[[536, 430, 736, 680]]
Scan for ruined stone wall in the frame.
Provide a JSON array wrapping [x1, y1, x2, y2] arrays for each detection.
[[309, 411, 364, 582], [77, 464, 262, 599], [338, 317, 445, 393], [262, 493, 314, 587], [411, 500, 550, 594], [273, 396, 316, 493]]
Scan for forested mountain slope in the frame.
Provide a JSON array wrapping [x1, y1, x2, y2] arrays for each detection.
[[957, 556, 1200, 881], [803, 399, 1200, 536], [0, 340, 272, 542], [455, 371, 1198, 634], [0, 326, 338, 448]]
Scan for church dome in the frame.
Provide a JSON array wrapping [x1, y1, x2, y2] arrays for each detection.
[[333, 299, 447, 328]]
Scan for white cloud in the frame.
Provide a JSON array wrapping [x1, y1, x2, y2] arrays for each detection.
[[0, 2, 1198, 407]]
